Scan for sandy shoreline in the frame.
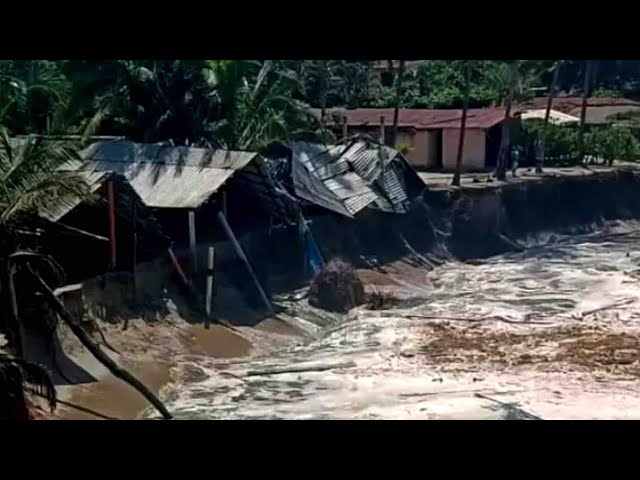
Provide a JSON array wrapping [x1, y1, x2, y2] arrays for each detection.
[[52, 321, 258, 420]]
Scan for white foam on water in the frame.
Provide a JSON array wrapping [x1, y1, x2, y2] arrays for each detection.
[[150, 220, 640, 420]]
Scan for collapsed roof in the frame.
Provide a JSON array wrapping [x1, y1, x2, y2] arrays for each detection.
[[282, 136, 424, 218]]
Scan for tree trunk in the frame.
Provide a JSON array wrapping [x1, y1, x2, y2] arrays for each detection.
[[536, 62, 561, 173], [319, 61, 328, 124], [30, 269, 173, 420], [391, 60, 406, 147], [579, 60, 594, 164], [495, 64, 517, 181], [452, 63, 470, 187]]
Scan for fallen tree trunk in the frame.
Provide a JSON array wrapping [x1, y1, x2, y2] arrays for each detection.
[[244, 361, 356, 377], [29, 268, 173, 420]]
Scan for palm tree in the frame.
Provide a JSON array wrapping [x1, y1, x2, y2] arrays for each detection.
[[452, 61, 471, 187], [578, 60, 595, 164], [63, 60, 220, 146], [0, 128, 92, 227], [536, 60, 563, 173], [0, 351, 56, 419], [0, 60, 70, 135], [488, 61, 542, 180], [391, 60, 406, 147], [207, 60, 319, 150], [0, 128, 92, 354]]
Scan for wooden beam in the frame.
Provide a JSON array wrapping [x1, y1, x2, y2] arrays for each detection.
[[188, 210, 197, 273], [217, 211, 273, 313], [168, 247, 190, 287], [55, 222, 109, 242], [107, 179, 117, 269]]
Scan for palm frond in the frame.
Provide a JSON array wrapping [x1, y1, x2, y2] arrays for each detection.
[[0, 129, 92, 225], [0, 353, 57, 413]]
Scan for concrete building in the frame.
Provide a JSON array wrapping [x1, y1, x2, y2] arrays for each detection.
[[317, 108, 518, 172]]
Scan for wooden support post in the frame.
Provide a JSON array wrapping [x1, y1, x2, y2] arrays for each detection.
[[221, 190, 227, 218], [188, 210, 197, 273], [217, 211, 273, 313], [342, 115, 348, 140], [107, 179, 117, 270], [205, 246, 215, 327], [132, 199, 138, 304], [168, 247, 190, 287]]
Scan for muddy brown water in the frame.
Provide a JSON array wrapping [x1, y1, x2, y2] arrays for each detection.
[[141, 220, 640, 420]]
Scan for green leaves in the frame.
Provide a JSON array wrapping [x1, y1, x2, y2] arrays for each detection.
[[0, 127, 92, 226], [586, 126, 639, 165]]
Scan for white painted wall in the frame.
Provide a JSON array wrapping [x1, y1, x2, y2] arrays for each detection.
[[442, 128, 486, 171]]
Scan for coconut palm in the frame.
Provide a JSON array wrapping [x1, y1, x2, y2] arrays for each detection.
[[0, 60, 70, 135], [391, 60, 406, 147], [536, 60, 563, 173], [452, 61, 472, 187], [0, 127, 92, 227], [487, 61, 541, 180], [63, 60, 220, 145], [0, 351, 56, 419], [0, 127, 91, 346], [206, 60, 320, 151], [578, 60, 596, 164]]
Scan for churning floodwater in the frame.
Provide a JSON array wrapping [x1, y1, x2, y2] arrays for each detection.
[[151, 220, 640, 420]]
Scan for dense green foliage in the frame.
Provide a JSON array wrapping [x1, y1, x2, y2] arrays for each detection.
[[518, 120, 640, 166], [3, 59, 640, 150]]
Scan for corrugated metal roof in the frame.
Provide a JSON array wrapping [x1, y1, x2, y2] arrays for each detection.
[[292, 159, 353, 217], [40, 169, 112, 222], [83, 141, 257, 170], [522, 97, 640, 114], [289, 137, 418, 217], [77, 141, 260, 209], [314, 108, 514, 130], [344, 191, 380, 215], [566, 105, 640, 126]]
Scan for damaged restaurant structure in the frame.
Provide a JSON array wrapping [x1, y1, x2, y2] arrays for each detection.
[[46, 136, 427, 315], [264, 135, 429, 268], [48, 140, 297, 312]]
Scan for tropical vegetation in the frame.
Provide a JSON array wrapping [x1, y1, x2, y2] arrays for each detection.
[[1, 59, 640, 418]]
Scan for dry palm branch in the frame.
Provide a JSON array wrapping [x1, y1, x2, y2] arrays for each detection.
[[0, 353, 56, 419], [7, 251, 173, 420]]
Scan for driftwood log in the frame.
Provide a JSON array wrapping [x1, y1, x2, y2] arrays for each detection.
[[29, 267, 173, 420]]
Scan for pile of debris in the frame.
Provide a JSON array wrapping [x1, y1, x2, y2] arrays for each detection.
[[309, 259, 365, 313]]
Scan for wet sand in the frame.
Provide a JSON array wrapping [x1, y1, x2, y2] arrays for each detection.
[[54, 321, 257, 420]]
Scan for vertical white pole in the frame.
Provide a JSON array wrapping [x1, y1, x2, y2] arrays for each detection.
[[205, 246, 215, 325], [188, 210, 197, 273]]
